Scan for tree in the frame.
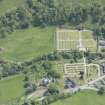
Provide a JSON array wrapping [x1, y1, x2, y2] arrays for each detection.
[[0, 0, 3, 3], [44, 83, 59, 96], [89, 2, 102, 24], [47, 70, 61, 79], [22, 99, 29, 105], [93, 25, 102, 52], [42, 62, 52, 70], [30, 100, 35, 105], [0, 28, 6, 38], [38, 0, 54, 8], [98, 87, 104, 95], [24, 75, 29, 81], [26, 0, 33, 8]]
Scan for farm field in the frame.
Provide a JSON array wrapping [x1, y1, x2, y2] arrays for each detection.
[[0, 0, 25, 16], [0, 27, 55, 61], [57, 29, 97, 52], [51, 90, 105, 105], [0, 75, 24, 104]]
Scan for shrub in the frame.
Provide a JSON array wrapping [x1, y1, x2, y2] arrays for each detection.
[[44, 83, 59, 96], [98, 87, 105, 95]]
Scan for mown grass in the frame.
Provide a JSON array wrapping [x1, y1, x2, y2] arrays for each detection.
[[0, 0, 25, 16], [82, 30, 93, 39], [0, 75, 24, 104], [51, 90, 105, 105], [0, 27, 55, 61]]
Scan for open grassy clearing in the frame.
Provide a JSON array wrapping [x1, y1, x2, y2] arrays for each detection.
[[82, 40, 97, 52], [51, 90, 105, 105], [0, 0, 25, 16], [0, 27, 55, 61], [82, 30, 93, 39], [82, 30, 97, 51], [0, 75, 24, 104]]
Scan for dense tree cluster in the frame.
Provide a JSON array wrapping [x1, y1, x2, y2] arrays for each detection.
[[0, 0, 3, 3], [0, 51, 104, 82], [0, 0, 105, 38], [98, 87, 105, 95], [20, 87, 72, 105], [0, 62, 23, 78], [24, 77, 37, 95], [0, 51, 83, 79]]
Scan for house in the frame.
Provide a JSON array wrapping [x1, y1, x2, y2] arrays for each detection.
[[64, 77, 76, 88]]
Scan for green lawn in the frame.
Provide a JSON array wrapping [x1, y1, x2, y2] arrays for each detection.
[[82, 30, 97, 52], [0, 0, 25, 16], [0, 75, 24, 104], [51, 90, 105, 105], [82, 30, 93, 39], [0, 27, 55, 61]]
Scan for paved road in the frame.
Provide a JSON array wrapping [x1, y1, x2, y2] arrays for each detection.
[[79, 86, 98, 91]]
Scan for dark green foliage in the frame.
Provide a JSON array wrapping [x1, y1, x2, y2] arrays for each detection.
[[47, 52, 61, 61], [0, 62, 23, 78], [0, 0, 105, 39], [26, 0, 33, 8], [98, 87, 105, 95], [0, 51, 85, 79], [60, 51, 83, 62], [42, 62, 52, 70], [47, 70, 61, 79], [25, 82, 37, 95], [24, 75, 29, 81], [45, 83, 59, 96], [84, 51, 103, 63], [30, 100, 35, 105]]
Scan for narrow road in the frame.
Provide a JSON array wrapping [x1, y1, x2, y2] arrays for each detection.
[[27, 87, 47, 99], [87, 75, 105, 85]]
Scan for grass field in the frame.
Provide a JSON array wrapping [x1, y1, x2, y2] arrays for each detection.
[[0, 0, 25, 16], [82, 30, 93, 39], [82, 30, 97, 52], [0, 75, 24, 104], [0, 27, 55, 61], [51, 90, 105, 105]]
